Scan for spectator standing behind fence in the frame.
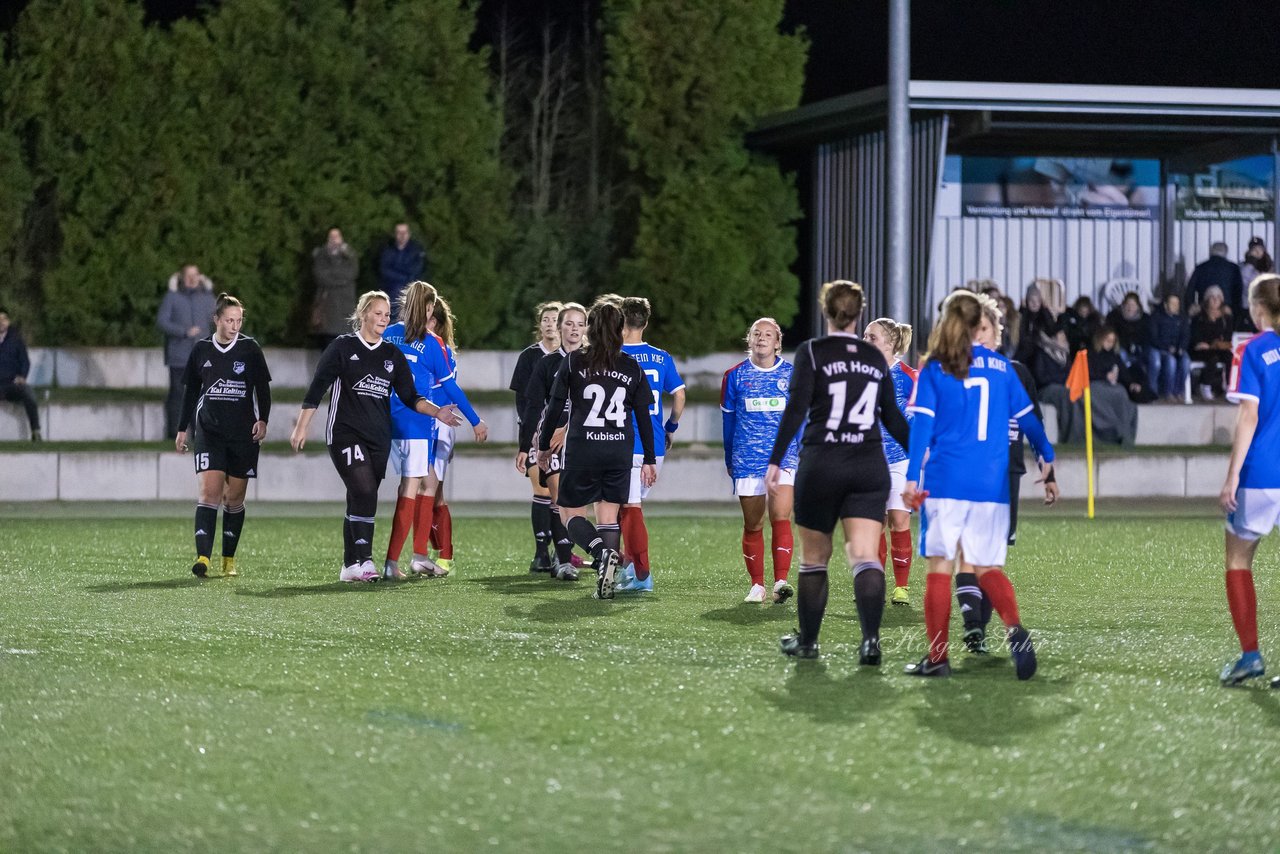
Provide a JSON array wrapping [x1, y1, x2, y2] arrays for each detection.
[[1239, 237, 1272, 332], [0, 307, 41, 441], [1148, 293, 1191, 402], [1191, 286, 1235, 400], [157, 265, 216, 438], [1087, 327, 1138, 445], [1186, 242, 1244, 320], [378, 223, 428, 319], [311, 228, 359, 349]]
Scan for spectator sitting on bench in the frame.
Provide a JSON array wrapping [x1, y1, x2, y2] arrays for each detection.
[[1191, 285, 1234, 400], [0, 307, 41, 441]]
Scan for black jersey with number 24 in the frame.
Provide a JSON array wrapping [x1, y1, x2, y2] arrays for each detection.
[[541, 350, 656, 469], [769, 333, 910, 464]]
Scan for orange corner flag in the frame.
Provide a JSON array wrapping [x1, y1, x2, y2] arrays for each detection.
[[1066, 350, 1090, 402]]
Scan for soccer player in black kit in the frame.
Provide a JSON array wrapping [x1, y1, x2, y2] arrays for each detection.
[[766, 280, 911, 663], [509, 301, 562, 574], [537, 298, 657, 599], [290, 291, 461, 583], [175, 293, 272, 578]]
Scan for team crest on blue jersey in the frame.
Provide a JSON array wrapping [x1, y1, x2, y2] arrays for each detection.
[[233, 361, 245, 375], [384, 360, 394, 373], [777, 379, 788, 392]]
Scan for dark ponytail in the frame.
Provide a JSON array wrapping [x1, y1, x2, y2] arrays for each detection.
[[215, 292, 243, 318], [820, 280, 864, 330], [925, 290, 982, 379], [582, 297, 624, 375]]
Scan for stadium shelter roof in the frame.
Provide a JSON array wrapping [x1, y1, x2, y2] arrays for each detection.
[[749, 81, 1280, 340]]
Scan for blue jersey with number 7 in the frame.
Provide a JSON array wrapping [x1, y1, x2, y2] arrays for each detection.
[[906, 343, 1053, 503], [622, 342, 685, 457]]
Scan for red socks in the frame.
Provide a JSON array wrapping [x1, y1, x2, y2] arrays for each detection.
[[386, 496, 418, 562], [878, 531, 888, 572], [978, 569, 1022, 628], [620, 506, 651, 579], [742, 528, 765, 586], [1226, 569, 1259, 653], [433, 503, 454, 560], [770, 520, 793, 582], [890, 529, 913, 588], [412, 494, 435, 556], [924, 573, 952, 664]]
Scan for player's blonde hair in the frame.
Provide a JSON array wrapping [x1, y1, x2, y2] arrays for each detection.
[[867, 317, 913, 358], [745, 317, 783, 355], [532, 300, 563, 343], [349, 290, 390, 333], [431, 296, 457, 351], [399, 281, 438, 344]]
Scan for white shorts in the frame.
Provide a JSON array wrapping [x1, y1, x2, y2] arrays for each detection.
[[886, 460, 910, 514], [734, 469, 795, 497], [1227, 488, 1280, 541], [390, 438, 432, 479], [432, 423, 456, 481], [627, 455, 665, 504], [922, 498, 1010, 567]]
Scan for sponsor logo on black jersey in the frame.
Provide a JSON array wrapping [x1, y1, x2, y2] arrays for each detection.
[[204, 378, 248, 400], [352, 373, 392, 397], [233, 361, 245, 375]]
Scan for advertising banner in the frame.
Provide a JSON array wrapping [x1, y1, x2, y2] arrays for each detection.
[[959, 156, 1160, 220]]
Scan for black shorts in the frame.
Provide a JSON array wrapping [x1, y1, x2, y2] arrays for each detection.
[[557, 467, 630, 508], [793, 450, 890, 532], [193, 432, 260, 479], [328, 433, 390, 484], [533, 447, 565, 489]]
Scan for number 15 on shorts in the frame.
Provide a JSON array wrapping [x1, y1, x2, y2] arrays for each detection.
[[341, 444, 366, 466]]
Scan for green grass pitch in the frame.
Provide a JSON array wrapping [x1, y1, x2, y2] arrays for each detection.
[[1, 503, 1277, 851]]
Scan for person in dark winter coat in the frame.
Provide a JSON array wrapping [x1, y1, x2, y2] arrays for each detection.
[[1186, 242, 1244, 319], [1105, 291, 1153, 397], [1147, 294, 1191, 401], [1015, 284, 1059, 365], [1060, 295, 1101, 354], [378, 223, 428, 319], [1190, 286, 1235, 399], [157, 265, 217, 437], [311, 228, 359, 349], [0, 307, 41, 440], [1087, 327, 1138, 444]]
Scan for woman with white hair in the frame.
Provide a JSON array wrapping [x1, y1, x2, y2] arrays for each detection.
[[1191, 285, 1235, 400]]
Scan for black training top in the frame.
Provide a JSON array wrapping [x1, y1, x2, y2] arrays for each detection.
[[540, 349, 656, 469], [510, 342, 552, 425], [302, 332, 424, 447], [520, 347, 567, 453], [178, 335, 272, 439], [769, 333, 910, 465]]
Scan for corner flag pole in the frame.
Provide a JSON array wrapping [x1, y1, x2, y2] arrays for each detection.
[[1083, 383, 1095, 519], [1065, 349, 1094, 518]]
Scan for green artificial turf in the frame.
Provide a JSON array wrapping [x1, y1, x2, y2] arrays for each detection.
[[0, 509, 1276, 851]]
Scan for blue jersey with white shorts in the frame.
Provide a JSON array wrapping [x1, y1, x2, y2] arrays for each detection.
[[1227, 329, 1280, 489], [721, 357, 800, 478], [880, 360, 915, 465], [622, 342, 685, 458], [384, 322, 452, 440], [906, 344, 1054, 503]]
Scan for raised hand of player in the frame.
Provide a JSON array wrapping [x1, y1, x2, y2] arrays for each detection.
[[1220, 471, 1240, 514], [641, 463, 658, 488], [251, 420, 267, 443], [515, 449, 528, 474], [174, 431, 188, 454], [473, 420, 489, 443], [1037, 462, 1059, 506], [434, 403, 462, 427]]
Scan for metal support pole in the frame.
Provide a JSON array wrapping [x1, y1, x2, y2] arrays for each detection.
[[887, 0, 910, 324]]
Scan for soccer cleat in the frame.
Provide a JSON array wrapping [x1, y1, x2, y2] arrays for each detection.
[[191, 556, 210, 578], [963, 626, 989, 655], [891, 586, 909, 606], [859, 637, 882, 666], [594, 549, 620, 599], [569, 553, 586, 568], [340, 563, 378, 583], [382, 559, 407, 580], [772, 579, 794, 605], [409, 554, 448, 578], [1220, 652, 1265, 686], [779, 632, 819, 659], [529, 553, 555, 574], [221, 557, 238, 577], [619, 562, 636, 584], [616, 570, 653, 594], [1271, 675, 1280, 689], [435, 558, 455, 574], [744, 583, 767, 604], [554, 562, 579, 581], [1008, 625, 1037, 680], [904, 656, 951, 677]]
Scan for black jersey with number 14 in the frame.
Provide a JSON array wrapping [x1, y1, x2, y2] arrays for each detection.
[[303, 333, 424, 447], [769, 333, 910, 464], [541, 350, 656, 469]]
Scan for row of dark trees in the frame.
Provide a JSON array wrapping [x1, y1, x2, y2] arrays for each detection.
[[0, 0, 806, 352]]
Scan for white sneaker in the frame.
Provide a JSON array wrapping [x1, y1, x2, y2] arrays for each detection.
[[340, 563, 376, 583], [1200, 384, 1215, 401], [359, 560, 380, 582], [744, 583, 767, 603], [409, 553, 447, 577]]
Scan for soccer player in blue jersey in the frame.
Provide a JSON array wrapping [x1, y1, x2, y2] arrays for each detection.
[[864, 317, 917, 605], [381, 283, 486, 579], [903, 290, 1058, 679], [722, 318, 801, 603], [1218, 274, 1280, 687], [419, 296, 486, 574], [614, 297, 685, 594]]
